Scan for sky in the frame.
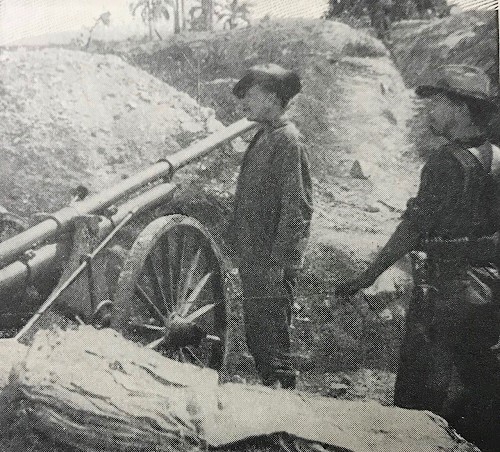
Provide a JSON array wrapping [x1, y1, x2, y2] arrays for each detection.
[[0, 0, 329, 45]]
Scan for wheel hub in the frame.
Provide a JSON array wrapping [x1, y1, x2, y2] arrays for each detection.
[[164, 315, 206, 348]]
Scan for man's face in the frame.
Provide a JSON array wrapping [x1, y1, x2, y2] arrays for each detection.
[[240, 84, 280, 122], [425, 92, 470, 136]]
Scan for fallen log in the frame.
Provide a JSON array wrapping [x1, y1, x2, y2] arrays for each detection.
[[0, 327, 480, 452]]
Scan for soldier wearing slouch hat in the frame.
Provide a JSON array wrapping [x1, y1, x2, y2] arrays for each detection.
[[336, 64, 500, 451]]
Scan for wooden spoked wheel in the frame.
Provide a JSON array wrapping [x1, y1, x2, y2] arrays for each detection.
[[113, 215, 227, 370], [0, 212, 29, 242]]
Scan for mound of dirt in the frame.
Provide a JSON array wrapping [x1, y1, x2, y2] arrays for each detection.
[[391, 12, 498, 88], [0, 47, 222, 216]]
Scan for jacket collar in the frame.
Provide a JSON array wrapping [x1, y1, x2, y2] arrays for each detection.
[[261, 115, 289, 132]]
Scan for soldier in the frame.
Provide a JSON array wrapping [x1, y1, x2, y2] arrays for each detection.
[[228, 64, 313, 389], [336, 65, 500, 451]]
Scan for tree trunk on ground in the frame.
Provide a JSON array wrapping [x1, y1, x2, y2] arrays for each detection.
[[0, 327, 480, 452]]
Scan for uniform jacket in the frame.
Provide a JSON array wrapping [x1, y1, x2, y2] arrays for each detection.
[[229, 118, 313, 269], [403, 141, 498, 242]]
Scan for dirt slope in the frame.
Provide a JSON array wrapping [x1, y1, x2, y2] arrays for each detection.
[[391, 12, 498, 87], [0, 48, 222, 216]]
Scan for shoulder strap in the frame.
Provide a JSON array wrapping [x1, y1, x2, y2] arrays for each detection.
[[453, 147, 481, 172], [490, 144, 500, 178]]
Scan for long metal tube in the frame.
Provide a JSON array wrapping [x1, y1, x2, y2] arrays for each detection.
[[0, 119, 256, 265], [0, 183, 177, 298]]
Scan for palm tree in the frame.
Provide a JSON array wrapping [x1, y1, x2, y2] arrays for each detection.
[[189, 0, 214, 31], [130, 0, 176, 40], [215, 0, 251, 30], [173, 0, 181, 34]]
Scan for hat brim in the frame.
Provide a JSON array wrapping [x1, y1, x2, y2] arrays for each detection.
[[416, 85, 498, 111], [233, 73, 255, 99]]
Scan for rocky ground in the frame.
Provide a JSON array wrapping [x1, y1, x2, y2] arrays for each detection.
[[0, 11, 498, 451], [0, 48, 222, 216]]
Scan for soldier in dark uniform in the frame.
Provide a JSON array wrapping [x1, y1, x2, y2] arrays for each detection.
[[228, 64, 313, 389], [336, 65, 500, 451]]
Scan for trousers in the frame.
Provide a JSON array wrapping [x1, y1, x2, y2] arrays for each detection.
[[239, 265, 296, 387], [395, 272, 500, 451]]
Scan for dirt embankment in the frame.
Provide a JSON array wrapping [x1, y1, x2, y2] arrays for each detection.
[[391, 12, 498, 88], [0, 48, 222, 216]]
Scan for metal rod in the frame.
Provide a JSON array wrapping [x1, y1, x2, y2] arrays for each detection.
[[86, 255, 96, 312], [15, 211, 136, 341], [14, 259, 88, 341], [0, 119, 256, 265]]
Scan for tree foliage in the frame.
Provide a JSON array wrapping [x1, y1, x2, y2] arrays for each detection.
[[190, 0, 251, 31], [324, 0, 450, 21], [215, 0, 252, 30], [130, 0, 176, 39]]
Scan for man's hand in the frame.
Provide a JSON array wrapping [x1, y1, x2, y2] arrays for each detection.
[[491, 336, 500, 352], [335, 273, 375, 297]]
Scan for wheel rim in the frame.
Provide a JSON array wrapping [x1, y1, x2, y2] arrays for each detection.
[[113, 215, 227, 370]]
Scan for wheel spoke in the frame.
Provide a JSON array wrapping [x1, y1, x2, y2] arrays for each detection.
[[146, 336, 166, 349], [146, 256, 167, 311], [135, 284, 165, 321], [184, 303, 216, 323], [171, 229, 185, 305], [180, 272, 212, 317], [159, 235, 174, 312], [178, 248, 202, 304], [183, 346, 205, 367], [176, 231, 194, 304], [129, 322, 166, 332]]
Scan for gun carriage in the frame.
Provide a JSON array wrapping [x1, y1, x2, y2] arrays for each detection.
[[0, 119, 256, 370]]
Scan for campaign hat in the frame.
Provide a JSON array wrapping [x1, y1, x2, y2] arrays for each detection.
[[416, 64, 498, 111], [233, 64, 301, 103]]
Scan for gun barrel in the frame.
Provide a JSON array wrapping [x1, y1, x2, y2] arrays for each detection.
[[0, 119, 256, 266], [0, 183, 178, 298]]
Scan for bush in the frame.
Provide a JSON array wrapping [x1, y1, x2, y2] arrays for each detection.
[[313, 323, 362, 372], [312, 301, 407, 373], [323, 0, 450, 21]]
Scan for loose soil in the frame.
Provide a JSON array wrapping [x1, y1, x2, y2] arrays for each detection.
[[0, 47, 222, 216]]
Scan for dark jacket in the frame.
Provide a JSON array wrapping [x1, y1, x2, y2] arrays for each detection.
[[229, 119, 313, 269], [403, 142, 497, 242]]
